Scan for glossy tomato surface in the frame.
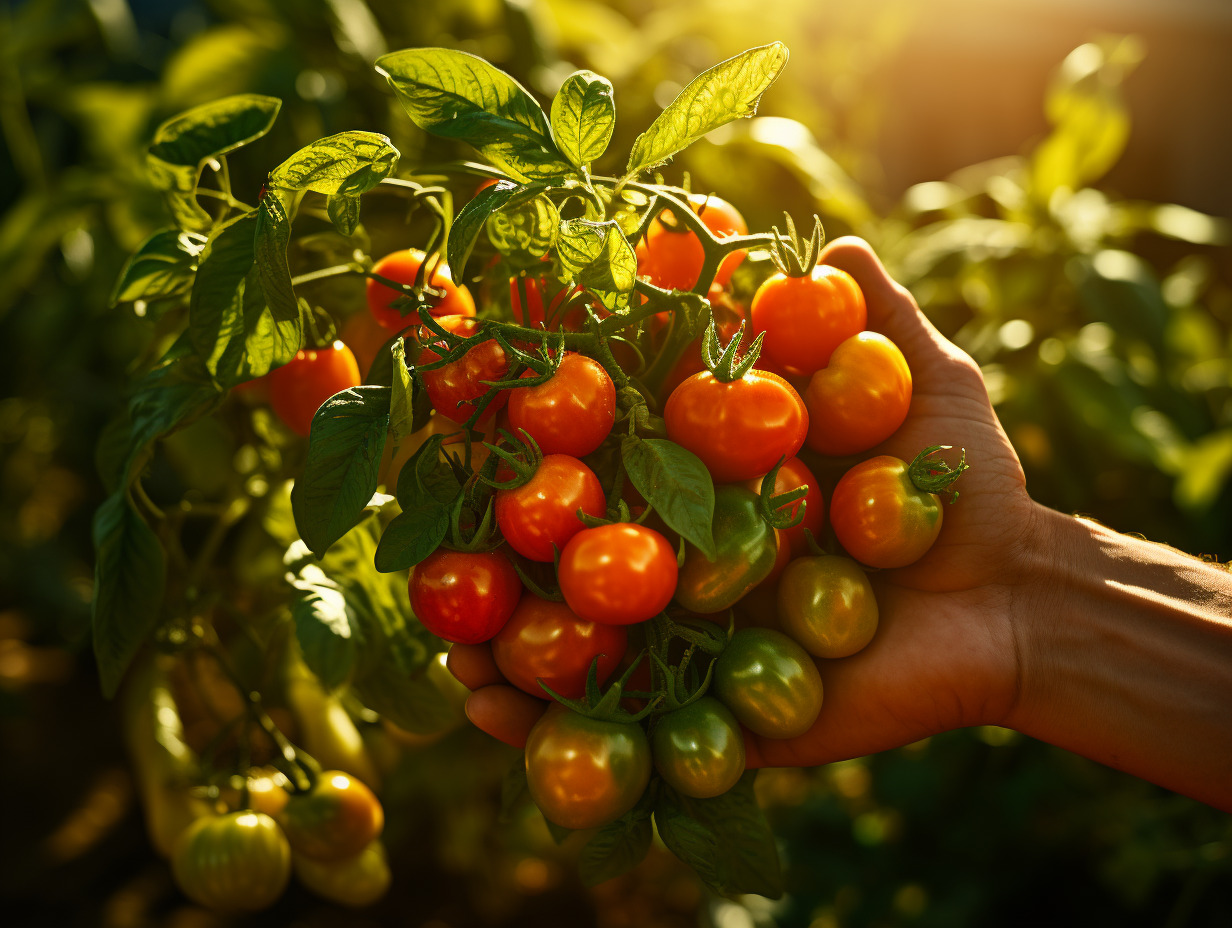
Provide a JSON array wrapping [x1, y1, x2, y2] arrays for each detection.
[[558, 523, 678, 625], [751, 264, 866, 376], [829, 456, 944, 568], [277, 771, 384, 862], [495, 454, 607, 562], [652, 696, 746, 798], [268, 342, 361, 437], [507, 353, 616, 457], [409, 549, 522, 644], [171, 811, 291, 912], [778, 555, 879, 658], [713, 628, 823, 739], [525, 703, 651, 829], [805, 331, 912, 456], [635, 195, 747, 292], [367, 248, 475, 331], [664, 370, 808, 483], [491, 595, 627, 699], [675, 485, 777, 614]]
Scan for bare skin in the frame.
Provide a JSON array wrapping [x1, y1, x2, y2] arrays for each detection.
[[454, 237, 1232, 813]]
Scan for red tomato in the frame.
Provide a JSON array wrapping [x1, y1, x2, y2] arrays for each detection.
[[491, 595, 627, 699], [744, 456, 824, 556], [664, 370, 808, 483], [409, 550, 522, 643], [417, 317, 510, 424], [751, 264, 867, 376], [367, 249, 475, 332], [558, 523, 678, 625], [635, 195, 747, 292], [495, 455, 607, 562], [268, 341, 361, 437], [829, 455, 944, 568], [507, 353, 615, 457], [805, 331, 912, 456], [340, 310, 393, 381]]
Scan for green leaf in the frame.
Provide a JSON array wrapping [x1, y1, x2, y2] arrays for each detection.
[[389, 339, 415, 441], [374, 436, 460, 572], [376, 47, 572, 182], [147, 94, 281, 230], [499, 756, 530, 822], [126, 347, 225, 480], [626, 43, 788, 177], [448, 180, 547, 280], [486, 193, 560, 264], [291, 386, 391, 557], [269, 130, 399, 198], [289, 574, 359, 691], [111, 229, 207, 305], [578, 807, 653, 886], [327, 194, 361, 236], [253, 194, 306, 359], [550, 70, 615, 169], [654, 771, 782, 898], [91, 492, 166, 698], [350, 658, 456, 734], [621, 437, 715, 560], [557, 218, 636, 300]]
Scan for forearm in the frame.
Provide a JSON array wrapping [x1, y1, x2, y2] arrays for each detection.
[[1007, 504, 1232, 811]]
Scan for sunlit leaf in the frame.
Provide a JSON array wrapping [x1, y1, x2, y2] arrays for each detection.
[[551, 70, 615, 169]]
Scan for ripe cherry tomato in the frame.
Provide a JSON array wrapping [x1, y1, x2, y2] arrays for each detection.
[[409, 549, 522, 644], [491, 595, 627, 699], [507, 353, 615, 457], [171, 811, 291, 912], [744, 455, 824, 556], [713, 628, 824, 739], [805, 332, 912, 456], [751, 264, 866, 376], [340, 310, 394, 381], [417, 316, 510, 424], [268, 341, 361, 437], [652, 696, 746, 798], [829, 455, 946, 568], [367, 248, 475, 332], [495, 454, 607, 562], [277, 771, 384, 862], [636, 194, 747, 292], [664, 370, 808, 483], [778, 555, 878, 658], [293, 840, 391, 908], [559, 523, 678, 625], [525, 703, 651, 829]]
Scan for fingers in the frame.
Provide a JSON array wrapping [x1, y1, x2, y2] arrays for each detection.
[[447, 643, 504, 690], [464, 685, 547, 749]]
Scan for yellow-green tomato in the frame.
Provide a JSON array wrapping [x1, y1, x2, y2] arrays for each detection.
[[675, 485, 778, 614], [777, 555, 879, 658], [525, 703, 651, 830], [652, 697, 746, 798], [294, 840, 391, 908], [713, 628, 824, 739], [171, 811, 291, 912]]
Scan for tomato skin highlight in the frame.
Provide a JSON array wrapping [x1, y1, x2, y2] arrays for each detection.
[[778, 555, 879, 658], [495, 455, 607, 562], [805, 331, 912, 456], [172, 811, 291, 912], [751, 263, 867, 376], [559, 523, 678, 625], [664, 370, 808, 483], [675, 485, 778, 614], [713, 628, 824, 739], [276, 771, 384, 862], [409, 549, 522, 644], [268, 341, 361, 437], [829, 456, 944, 568], [417, 317, 510, 424], [635, 195, 747, 292], [525, 703, 652, 830], [491, 595, 627, 699], [367, 248, 475, 331], [652, 696, 746, 798], [507, 353, 616, 457]]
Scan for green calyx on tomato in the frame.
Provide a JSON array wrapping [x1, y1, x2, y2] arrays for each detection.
[[675, 485, 777, 614], [712, 628, 824, 740], [699, 317, 764, 383], [756, 456, 809, 531], [764, 213, 824, 278], [906, 445, 969, 502]]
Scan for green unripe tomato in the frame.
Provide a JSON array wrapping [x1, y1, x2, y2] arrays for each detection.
[[778, 555, 879, 658], [171, 811, 291, 912], [676, 485, 777, 614], [294, 840, 391, 907], [713, 628, 824, 739], [652, 696, 746, 798]]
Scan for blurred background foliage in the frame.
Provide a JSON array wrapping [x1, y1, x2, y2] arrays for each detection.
[[1, 0, 1230, 925]]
